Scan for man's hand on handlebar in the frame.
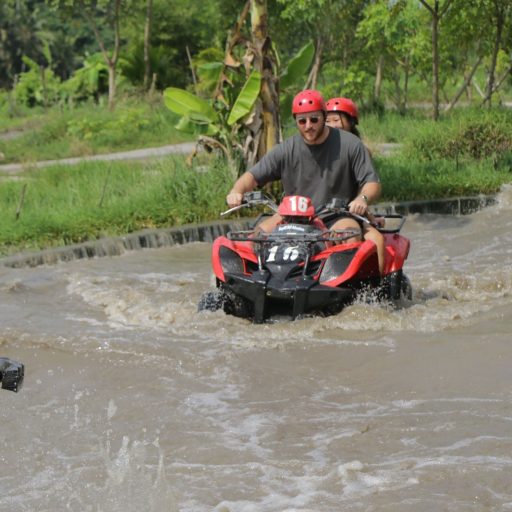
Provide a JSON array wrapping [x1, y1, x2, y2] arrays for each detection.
[[226, 191, 244, 208], [348, 196, 369, 216]]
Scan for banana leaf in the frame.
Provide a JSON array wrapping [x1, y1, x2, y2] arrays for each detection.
[[227, 71, 262, 126], [280, 41, 315, 90], [280, 93, 293, 121], [163, 87, 216, 121], [197, 62, 223, 83], [175, 115, 218, 136]]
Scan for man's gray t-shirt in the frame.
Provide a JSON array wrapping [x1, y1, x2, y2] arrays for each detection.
[[249, 127, 379, 208]]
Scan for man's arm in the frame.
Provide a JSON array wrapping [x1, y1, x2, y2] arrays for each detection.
[[349, 182, 381, 216], [226, 171, 259, 208]]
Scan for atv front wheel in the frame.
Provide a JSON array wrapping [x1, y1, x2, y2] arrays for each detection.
[[221, 289, 253, 319], [380, 270, 413, 302], [400, 274, 413, 301], [198, 289, 253, 319]]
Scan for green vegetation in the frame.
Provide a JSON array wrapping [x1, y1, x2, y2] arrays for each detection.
[[0, 98, 189, 164], [372, 107, 512, 201], [377, 156, 511, 202], [402, 108, 512, 162], [0, 157, 230, 256], [1, 149, 509, 257], [2, 105, 511, 256]]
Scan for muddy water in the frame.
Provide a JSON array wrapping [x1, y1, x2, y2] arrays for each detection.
[[1, 187, 512, 512]]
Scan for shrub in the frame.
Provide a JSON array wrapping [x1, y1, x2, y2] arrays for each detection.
[[404, 108, 512, 162], [13, 57, 62, 108]]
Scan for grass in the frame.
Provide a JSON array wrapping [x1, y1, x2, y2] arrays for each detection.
[[0, 96, 191, 164], [361, 109, 433, 144], [1, 151, 510, 257], [376, 154, 512, 201], [0, 156, 230, 256]]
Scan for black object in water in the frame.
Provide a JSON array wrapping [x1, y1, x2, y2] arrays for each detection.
[[0, 358, 24, 392]]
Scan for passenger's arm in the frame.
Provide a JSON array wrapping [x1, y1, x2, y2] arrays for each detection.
[[226, 172, 259, 207]]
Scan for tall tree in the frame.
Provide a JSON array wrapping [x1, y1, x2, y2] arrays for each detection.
[[0, 0, 62, 88], [276, 0, 370, 97], [121, 0, 225, 90], [357, 0, 423, 112], [47, 0, 125, 110], [483, 0, 512, 106], [419, 0, 454, 120]]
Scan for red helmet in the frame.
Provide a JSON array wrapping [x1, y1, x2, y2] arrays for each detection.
[[325, 97, 359, 123], [278, 196, 315, 218], [292, 90, 326, 115]]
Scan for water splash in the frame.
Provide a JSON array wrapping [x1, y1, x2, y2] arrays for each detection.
[[97, 436, 178, 512]]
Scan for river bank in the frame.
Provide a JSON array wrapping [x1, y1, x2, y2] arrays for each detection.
[[0, 194, 498, 268]]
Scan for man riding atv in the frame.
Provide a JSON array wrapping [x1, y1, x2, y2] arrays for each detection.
[[226, 89, 384, 273]]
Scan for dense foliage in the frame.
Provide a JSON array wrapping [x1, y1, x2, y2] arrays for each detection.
[[1, 0, 511, 113]]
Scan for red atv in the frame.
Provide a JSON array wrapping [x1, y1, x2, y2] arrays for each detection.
[[199, 191, 411, 323]]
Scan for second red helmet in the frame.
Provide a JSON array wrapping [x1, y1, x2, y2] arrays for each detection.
[[325, 97, 359, 124], [292, 89, 326, 115]]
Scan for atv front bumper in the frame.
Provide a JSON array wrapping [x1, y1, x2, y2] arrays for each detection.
[[222, 271, 356, 323]]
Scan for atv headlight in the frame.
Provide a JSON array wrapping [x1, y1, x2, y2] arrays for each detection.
[[319, 249, 357, 283], [220, 246, 245, 275]]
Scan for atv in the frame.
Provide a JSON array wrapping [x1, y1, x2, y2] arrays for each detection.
[[199, 191, 411, 323]]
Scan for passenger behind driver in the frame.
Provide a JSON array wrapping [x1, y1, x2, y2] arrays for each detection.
[[326, 97, 386, 275]]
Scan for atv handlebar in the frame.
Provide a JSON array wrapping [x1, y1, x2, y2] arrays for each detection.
[[222, 192, 406, 233], [222, 192, 369, 225], [221, 191, 278, 217]]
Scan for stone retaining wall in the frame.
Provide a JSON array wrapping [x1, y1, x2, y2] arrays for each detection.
[[0, 195, 496, 268]]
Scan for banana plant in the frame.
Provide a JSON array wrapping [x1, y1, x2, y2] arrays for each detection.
[[164, 41, 314, 177], [164, 70, 262, 178], [63, 53, 109, 102]]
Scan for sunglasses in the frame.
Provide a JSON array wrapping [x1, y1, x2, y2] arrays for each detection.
[[296, 116, 321, 125]]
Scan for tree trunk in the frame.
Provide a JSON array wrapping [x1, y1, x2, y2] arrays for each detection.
[[484, 0, 505, 107], [481, 63, 512, 106], [431, 4, 440, 120], [81, 0, 122, 111], [40, 65, 48, 110], [250, 0, 280, 158], [419, 0, 454, 121], [403, 55, 410, 112], [108, 0, 121, 111], [392, 72, 405, 114], [305, 37, 323, 90], [445, 56, 483, 112], [374, 55, 384, 101], [108, 64, 116, 111], [143, 0, 153, 91], [186, 45, 198, 91]]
